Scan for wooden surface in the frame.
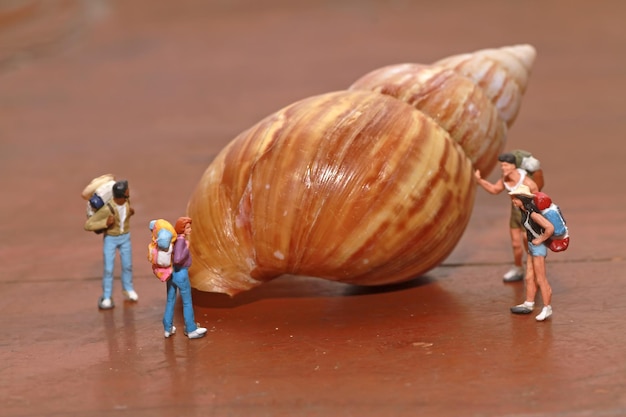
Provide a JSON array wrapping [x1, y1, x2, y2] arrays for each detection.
[[1, 1, 625, 416]]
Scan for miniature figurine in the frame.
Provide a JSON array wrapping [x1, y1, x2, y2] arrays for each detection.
[[84, 180, 138, 309], [508, 185, 554, 321], [162, 217, 207, 339], [474, 152, 540, 282]]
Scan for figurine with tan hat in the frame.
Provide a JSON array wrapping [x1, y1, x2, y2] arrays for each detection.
[[508, 184, 554, 321]]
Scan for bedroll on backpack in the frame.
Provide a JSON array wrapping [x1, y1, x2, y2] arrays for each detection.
[[82, 174, 116, 234]]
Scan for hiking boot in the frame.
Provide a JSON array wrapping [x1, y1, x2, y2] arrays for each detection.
[[98, 297, 114, 310], [510, 302, 534, 314], [503, 266, 524, 282], [164, 326, 176, 338], [535, 306, 553, 321]]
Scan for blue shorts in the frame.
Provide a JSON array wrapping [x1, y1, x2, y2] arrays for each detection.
[[528, 241, 548, 257]]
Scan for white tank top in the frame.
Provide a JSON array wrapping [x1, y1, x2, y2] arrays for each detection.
[[504, 168, 527, 192]]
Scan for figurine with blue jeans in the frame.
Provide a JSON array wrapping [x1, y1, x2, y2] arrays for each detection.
[[84, 180, 138, 309], [162, 217, 207, 339]]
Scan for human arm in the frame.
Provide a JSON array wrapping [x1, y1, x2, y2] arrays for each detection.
[[474, 169, 505, 194], [84, 205, 114, 231], [529, 212, 554, 245], [173, 237, 190, 266]]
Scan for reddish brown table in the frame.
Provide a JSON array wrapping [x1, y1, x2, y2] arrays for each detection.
[[2, 1, 625, 416]]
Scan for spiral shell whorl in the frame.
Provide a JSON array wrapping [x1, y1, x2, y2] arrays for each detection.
[[188, 90, 475, 295], [434, 44, 536, 126], [349, 63, 507, 176]]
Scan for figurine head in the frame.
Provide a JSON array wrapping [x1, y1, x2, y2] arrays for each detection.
[[498, 153, 516, 165], [534, 192, 552, 210], [175, 217, 192, 235], [112, 180, 129, 199], [498, 153, 517, 175]]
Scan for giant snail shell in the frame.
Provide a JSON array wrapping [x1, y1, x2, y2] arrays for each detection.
[[187, 45, 536, 296]]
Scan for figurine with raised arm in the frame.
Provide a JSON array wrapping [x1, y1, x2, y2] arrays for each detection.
[[162, 217, 207, 339], [84, 180, 138, 309], [508, 185, 554, 321], [474, 152, 539, 282]]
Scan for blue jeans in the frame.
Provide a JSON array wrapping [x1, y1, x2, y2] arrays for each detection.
[[163, 267, 198, 334], [102, 233, 134, 299]]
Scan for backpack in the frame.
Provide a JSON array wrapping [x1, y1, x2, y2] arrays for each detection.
[[147, 219, 177, 281], [534, 192, 569, 252], [512, 149, 544, 191], [82, 174, 116, 234]]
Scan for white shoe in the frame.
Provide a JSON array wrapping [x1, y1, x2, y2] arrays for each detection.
[[98, 297, 114, 309], [186, 327, 207, 339], [123, 290, 139, 301], [503, 266, 524, 282], [535, 306, 553, 321], [164, 325, 177, 338]]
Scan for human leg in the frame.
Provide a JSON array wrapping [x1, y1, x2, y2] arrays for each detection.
[[531, 254, 553, 321], [101, 235, 117, 301], [524, 255, 539, 303], [531, 254, 552, 305], [511, 247, 537, 314], [511, 242, 553, 320], [118, 233, 137, 300], [162, 279, 177, 336], [510, 228, 524, 268], [173, 268, 198, 333], [173, 268, 207, 339], [504, 206, 525, 282]]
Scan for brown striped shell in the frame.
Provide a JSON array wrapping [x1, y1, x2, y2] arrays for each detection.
[[349, 64, 507, 175], [186, 45, 536, 296], [433, 44, 536, 126]]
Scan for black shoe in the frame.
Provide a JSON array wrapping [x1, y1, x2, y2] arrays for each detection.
[[510, 303, 533, 314], [503, 274, 524, 283]]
